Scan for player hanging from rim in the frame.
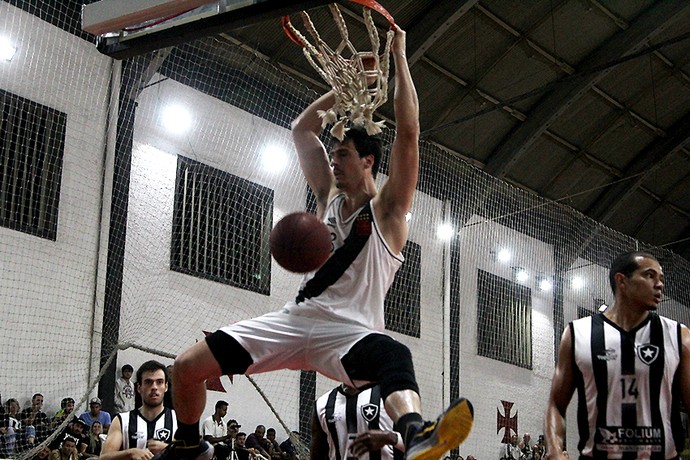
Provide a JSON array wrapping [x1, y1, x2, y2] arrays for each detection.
[[154, 25, 473, 460]]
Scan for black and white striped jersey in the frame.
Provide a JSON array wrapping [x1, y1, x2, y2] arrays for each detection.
[[571, 312, 682, 459], [117, 407, 177, 450]]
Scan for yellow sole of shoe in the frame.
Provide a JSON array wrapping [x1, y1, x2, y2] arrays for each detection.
[[408, 399, 474, 460]]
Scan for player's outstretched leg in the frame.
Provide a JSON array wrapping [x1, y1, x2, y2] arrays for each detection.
[[405, 398, 474, 460]]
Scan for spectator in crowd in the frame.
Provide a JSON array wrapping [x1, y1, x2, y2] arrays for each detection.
[[265, 428, 287, 460], [500, 434, 521, 460], [2, 397, 34, 454], [236, 432, 267, 460], [227, 419, 241, 443], [114, 364, 136, 415], [519, 433, 532, 460], [84, 421, 104, 458], [50, 435, 79, 460], [100, 360, 177, 460], [245, 425, 271, 460], [80, 397, 112, 434], [279, 432, 300, 460], [50, 417, 88, 455], [202, 401, 231, 460], [21, 393, 50, 443], [52, 398, 75, 431], [531, 435, 546, 460], [31, 444, 52, 460], [465, 456, 476, 460]]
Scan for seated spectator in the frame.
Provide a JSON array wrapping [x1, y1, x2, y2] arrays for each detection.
[[114, 364, 136, 415], [51, 398, 75, 431], [279, 431, 300, 460], [50, 417, 88, 455], [532, 435, 546, 460], [519, 433, 532, 460], [227, 419, 242, 447], [79, 398, 111, 433], [500, 434, 521, 460], [265, 428, 288, 460], [246, 425, 271, 460], [31, 444, 52, 460], [202, 401, 231, 460], [84, 421, 103, 458], [2, 398, 34, 454], [236, 432, 268, 460], [50, 435, 79, 460], [21, 394, 50, 443]]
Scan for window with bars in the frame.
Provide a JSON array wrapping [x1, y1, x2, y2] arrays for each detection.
[[0, 89, 66, 240], [171, 156, 273, 295], [476, 269, 532, 369], [384, 241, 421, 337]]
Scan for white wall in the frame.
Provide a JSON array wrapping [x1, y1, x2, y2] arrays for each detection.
[[454, 215, 555, 458], [0, 2, 112, 417]]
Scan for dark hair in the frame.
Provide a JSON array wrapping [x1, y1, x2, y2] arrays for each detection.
[[215, 400, 228, 410], [237, 432, 247, 438], [32, 393, 43, 401], [266, 428, 276, 435], [122, 364, 134, 373], [339, 125, 383, 178], [61, 397, 74, 409], [609, 251, 658, 294], [136, 360, 168, 384]]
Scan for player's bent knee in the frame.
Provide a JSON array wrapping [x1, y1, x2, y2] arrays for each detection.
[[174, 340, 224, 384], [342, 334, 419, 398], [205, 329, 253, 375]]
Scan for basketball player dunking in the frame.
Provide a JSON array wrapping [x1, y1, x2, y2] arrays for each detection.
[[544, 251, 690, 459], [101, 361, 177, 460], [155, 25, 473, 460]]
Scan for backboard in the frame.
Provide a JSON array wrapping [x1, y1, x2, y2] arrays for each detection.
[[82, 0, 330, 59]]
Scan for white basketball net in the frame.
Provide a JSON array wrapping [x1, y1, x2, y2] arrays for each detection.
[[284, 4, 394, 140]]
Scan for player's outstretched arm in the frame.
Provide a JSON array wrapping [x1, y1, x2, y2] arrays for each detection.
[[376, 25, 420, 252], [349, 430, 402, 456], [544, 327, 575, 460], [291, 91, 337, 214]]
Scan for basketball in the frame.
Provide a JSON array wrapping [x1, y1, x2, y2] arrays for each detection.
[[270, 212, 332, 273]]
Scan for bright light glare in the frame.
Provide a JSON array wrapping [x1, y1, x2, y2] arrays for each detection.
[[261, 144, 288, 174], [405, 212, 412, 222], [161, 104, 192, 134], [0, 37, 17, 61], [539, 278, 552, 291], [598, 303, 608, 312], [437, 223, 455, 240], [572, 276, 584, 290], [515, 269, 528, 283], [497, 249, 511, 262]]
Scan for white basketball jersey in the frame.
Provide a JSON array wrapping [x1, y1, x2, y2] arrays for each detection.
[[118, 408, 177, 450], [571, 312, 682, 459], [316, 386, 396, 460], [285, 194, 403, 331]]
